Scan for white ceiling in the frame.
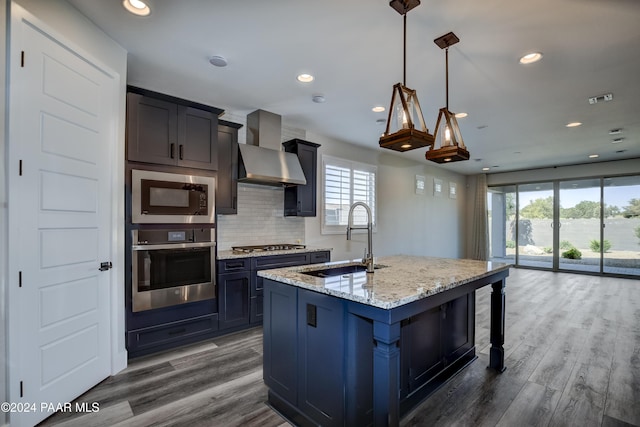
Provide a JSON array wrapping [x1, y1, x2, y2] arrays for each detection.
[[66, 0, 640, 175]]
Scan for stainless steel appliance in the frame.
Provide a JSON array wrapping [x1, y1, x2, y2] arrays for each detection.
[[131, 169, 215, 224], [132, 229, 215, 312], [231, 244, 306, 253]]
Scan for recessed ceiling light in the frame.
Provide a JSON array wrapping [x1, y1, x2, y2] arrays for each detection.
[[615, 149, 627, 154], [519, 52, 543, 64], [376, 118, 386, 125], [566, 122, 582, 128], [401, 144, 412, 149], [589, 154, 599, 158], [482, 167, 490, 171], [209, 55, 228, 67], [297, 74, 314, 83], [444, 158, 452, 162], [455, 112, 468, 118], [611, 138, 625, 143], [123, 0, 150, 16], [609, 129, 622, 135], [372, 106, 386, 113]]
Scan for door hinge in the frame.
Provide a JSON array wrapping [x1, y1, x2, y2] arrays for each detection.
[[19, 271, 22, 288], [19, 160, 23, 176], [20, 381, 24, 397], [21, 51, 25, 67]]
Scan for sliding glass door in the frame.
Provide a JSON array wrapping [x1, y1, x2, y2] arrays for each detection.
[[516, 182, 554, 269], [603, 176, 640, 276], [488, 174, 639, 277], [558, 179, 601, 273], [488, 186, 516, 264]]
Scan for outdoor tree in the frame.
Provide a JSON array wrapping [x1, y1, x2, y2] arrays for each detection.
[[520, 196, 553, 219], [605, 205, 621, 218], [622, 199, 640, 218], [561, 200, 601, 218]]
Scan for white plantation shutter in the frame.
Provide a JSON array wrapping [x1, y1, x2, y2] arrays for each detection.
[[322, 156, 377, 234]]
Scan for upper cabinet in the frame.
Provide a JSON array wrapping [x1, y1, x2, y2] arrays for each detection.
[[217, 120, 242, 215], [283, 139, 321, 217], [126, 87, 223, 171]]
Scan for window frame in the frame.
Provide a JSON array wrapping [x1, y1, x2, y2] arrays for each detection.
[[321, 155, 377, 235]]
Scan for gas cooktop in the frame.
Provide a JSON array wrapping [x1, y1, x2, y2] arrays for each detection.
[[231, 244, 306, 253]]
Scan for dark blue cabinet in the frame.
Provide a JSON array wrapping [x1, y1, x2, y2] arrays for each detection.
[[264, 282, 481, 426], [263, 280, 298, 403], [217, 251, 330, 331], [263, 281, 346, 426], [218, 270, 251, 330], [298, 289, 345, 426]]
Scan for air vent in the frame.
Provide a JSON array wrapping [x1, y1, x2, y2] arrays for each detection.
[[588, 93, 613, 104]]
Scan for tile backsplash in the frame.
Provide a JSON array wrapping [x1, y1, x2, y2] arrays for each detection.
[[216, 183, 304, 250]]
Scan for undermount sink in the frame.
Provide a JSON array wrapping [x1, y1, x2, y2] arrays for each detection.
[[303, 264, 387, 278]]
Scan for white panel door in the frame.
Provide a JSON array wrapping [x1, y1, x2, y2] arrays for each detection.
[[9, 13, 116, 427]]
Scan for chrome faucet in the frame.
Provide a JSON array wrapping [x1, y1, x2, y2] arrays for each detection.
[[346, 202, 374, 273]]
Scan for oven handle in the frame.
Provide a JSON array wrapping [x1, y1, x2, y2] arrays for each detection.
[[132, 241, 216, 251]]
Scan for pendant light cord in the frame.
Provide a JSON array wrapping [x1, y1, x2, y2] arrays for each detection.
[[445, 47, 449, 110], [403, 13, 407, 86]]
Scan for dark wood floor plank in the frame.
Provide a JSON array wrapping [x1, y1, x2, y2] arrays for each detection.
[[495, 381, 561, 427], [548, 362, 608, 427], [528, 326, 588, 391], [604, 323, 640, 426]]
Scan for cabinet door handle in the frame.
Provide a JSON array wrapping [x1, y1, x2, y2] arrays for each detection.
[[233, 196, 237, 210], [179, 144, 184, 160], [297, 201, 301, 212], [170, 143, 175, 159]]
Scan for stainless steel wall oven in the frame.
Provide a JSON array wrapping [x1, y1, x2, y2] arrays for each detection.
[[132, 228, 215, 312]]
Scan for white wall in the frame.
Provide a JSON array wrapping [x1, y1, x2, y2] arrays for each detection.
[[304, 131, 468, 263], [1, 0, 8, 422], [3, 0, 128, 411]]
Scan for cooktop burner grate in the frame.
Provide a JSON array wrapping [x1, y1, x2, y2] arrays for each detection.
[[232, 244, 306, 253]]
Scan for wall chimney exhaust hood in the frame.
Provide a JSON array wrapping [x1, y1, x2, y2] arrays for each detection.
[[238, 110, 307, 186]]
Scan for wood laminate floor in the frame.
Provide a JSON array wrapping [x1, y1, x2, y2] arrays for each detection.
[[38, 268, 640, 427]]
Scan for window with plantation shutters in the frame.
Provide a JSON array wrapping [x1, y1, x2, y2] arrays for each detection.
[[322, 155, 376, 234]]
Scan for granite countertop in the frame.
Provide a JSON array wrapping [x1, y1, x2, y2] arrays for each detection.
[[257, 255, 511, 309], [217, 246, 333, 260]]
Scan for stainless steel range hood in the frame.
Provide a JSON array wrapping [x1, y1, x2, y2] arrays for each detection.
[[238, 110, 307, 186]]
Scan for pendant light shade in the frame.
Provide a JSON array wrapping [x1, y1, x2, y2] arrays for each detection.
[[380, 83, 434, 151], [426, 32, 470, 164], [379, 1, 434, 152]]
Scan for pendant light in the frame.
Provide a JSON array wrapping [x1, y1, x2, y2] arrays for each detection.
[[379, 0, 435, 152], [426, 32, 470, 163]]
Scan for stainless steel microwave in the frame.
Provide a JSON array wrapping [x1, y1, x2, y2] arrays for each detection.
[[131, 169, 215, 224]]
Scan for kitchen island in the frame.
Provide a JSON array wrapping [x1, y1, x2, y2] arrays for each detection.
[[258, 256, 510, 427]]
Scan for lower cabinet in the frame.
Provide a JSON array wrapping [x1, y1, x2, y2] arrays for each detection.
[[263, 281, 345, 426], [400, 293, 475, 400], [297, 288, 345, 426], [127, 314, 218, 351], [218, 270, 251, 329], [217, 251, 331, 332], [126, 297, 219, 358]]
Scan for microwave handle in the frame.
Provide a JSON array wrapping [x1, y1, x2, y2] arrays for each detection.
[[132, 241, 216, 251]]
